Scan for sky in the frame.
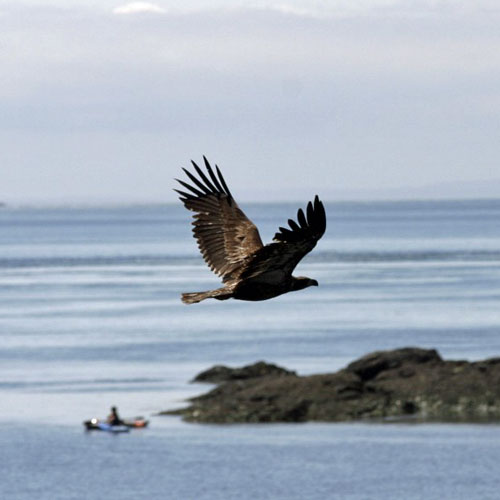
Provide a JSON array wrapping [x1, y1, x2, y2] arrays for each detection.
[[1, 0, 500, 203]]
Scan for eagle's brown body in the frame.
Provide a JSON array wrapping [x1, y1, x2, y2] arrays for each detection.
[[175, 157, 326, 304]]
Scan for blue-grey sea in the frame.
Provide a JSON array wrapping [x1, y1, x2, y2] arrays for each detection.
[[1, 200, 500, 499]]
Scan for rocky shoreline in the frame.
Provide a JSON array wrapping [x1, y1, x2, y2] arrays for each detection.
[[162, 347, 500, 423]]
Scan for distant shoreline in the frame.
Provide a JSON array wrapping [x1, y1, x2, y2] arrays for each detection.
[[2, 197, 500, 210]]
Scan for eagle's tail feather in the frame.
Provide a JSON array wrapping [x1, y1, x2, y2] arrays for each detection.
[[181, 287, 232, 304]]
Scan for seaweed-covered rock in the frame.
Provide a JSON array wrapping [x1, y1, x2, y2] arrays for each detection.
[[346, 347, 442, 381], [192, 361, 296, 384], [162, 347, 500, 423]]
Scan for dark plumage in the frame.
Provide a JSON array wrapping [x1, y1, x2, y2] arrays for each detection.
[[175, 157, 327, 304]]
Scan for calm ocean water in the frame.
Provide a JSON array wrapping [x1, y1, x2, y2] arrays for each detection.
[[1, 200, 500, 499]]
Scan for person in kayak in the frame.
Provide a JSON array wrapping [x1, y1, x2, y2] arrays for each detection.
[[107, 406, 123, 426]]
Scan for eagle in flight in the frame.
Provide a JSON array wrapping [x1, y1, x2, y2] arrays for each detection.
[[175, 157, 326, 304]]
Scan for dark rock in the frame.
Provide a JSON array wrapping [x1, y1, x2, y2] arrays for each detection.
[[401, 401, 418, 414], [161, 347, 500, 424], [346, 347, 441, 381], [192, 361, 296, 383]]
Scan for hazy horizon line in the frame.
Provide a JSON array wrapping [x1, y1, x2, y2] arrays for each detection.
[[2, 194, 500, 209]]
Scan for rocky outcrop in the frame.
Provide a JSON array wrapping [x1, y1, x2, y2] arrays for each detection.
[[192, 361, 297, 383], [162, 348, 500, 423]]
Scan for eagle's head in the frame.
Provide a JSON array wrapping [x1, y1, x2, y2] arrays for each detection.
[[291, 276, 319, 291]]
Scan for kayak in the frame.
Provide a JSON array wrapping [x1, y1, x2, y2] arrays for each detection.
[[83, 417, 149, 432], [95, 421, 129, 433], [122, 417, 149, 428]]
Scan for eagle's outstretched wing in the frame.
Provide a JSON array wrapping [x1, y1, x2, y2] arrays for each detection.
[[175, 157, 264, 281], [237, 195, 326, 282]]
